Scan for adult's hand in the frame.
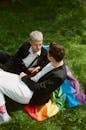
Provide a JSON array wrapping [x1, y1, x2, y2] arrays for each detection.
[[19, 72, 27, 78], [28, 66, 41, 73]]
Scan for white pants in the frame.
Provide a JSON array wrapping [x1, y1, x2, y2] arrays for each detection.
[[0, 69, 33, 106]]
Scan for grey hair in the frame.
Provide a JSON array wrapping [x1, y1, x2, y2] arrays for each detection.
[[29, 31, 43, 41]]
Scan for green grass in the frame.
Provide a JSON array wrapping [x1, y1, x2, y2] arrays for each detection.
[[0, 0, 86, 130]]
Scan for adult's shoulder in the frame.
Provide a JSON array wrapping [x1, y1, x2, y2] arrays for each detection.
[[20, 41, 30, 48], [53, 64, 67, 81], [18, 41, 31, 51]]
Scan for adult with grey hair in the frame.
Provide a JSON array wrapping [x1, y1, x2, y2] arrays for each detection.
[[0, 42, 66, 124], [0, 31, 49, 75]]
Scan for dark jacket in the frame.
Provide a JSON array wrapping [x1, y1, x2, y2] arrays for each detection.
[[1, 42, 49, 74], [21, 64, 66, 105]]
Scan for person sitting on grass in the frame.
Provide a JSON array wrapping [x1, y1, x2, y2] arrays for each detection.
[[0, 42, 66, 124], [0, 30, 49, 75]]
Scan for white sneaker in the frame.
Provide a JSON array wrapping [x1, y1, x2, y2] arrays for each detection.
[[0, 112, 11, 125]]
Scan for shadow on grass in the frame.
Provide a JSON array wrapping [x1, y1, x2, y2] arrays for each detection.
[[5, 96, 22, 112]]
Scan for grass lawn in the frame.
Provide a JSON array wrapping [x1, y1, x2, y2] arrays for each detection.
[[0, 0, 86, 130]]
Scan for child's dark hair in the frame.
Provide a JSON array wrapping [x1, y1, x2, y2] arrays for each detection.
[[49, 42, 65, 62]]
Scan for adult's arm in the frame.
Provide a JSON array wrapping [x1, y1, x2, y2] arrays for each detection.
[[21, 75, 62, 92]]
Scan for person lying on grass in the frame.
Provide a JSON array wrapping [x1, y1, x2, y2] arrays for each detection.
[[0, 42, 66, 124]]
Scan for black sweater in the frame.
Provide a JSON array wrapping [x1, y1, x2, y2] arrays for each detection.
[[2, 42, 49, 74], [21, 64, 66, 105]]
